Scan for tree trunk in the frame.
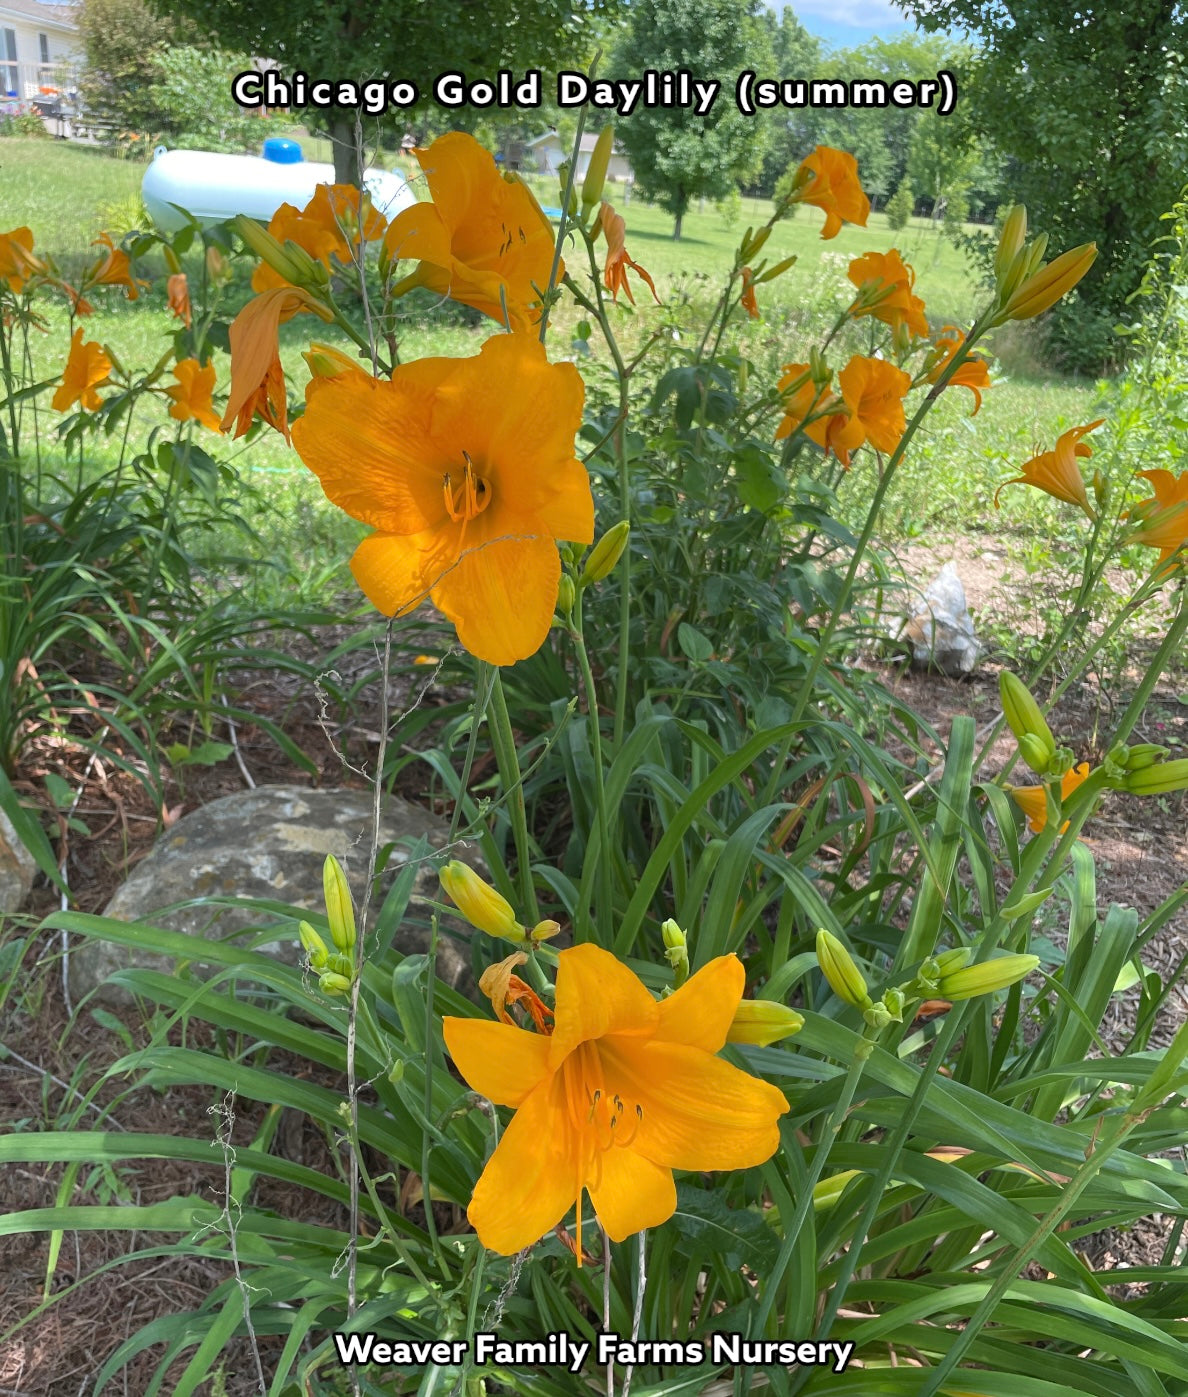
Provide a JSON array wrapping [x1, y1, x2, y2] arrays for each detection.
[[330, 115, 361, 185], [673, 210, 683, 239]]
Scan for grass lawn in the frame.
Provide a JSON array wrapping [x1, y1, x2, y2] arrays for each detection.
[[2, 130, 1106, 594]]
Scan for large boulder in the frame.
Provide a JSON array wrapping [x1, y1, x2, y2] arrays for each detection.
[[70, 785, 478, 1005], [0, 805, 37, 915]]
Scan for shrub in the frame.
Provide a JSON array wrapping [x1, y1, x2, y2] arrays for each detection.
[[886, 180, 914, 230]]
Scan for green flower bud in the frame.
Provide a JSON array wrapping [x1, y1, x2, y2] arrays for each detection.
[[816, 929, 871, 1008], [318, 970, 352, 996], [556, 573, 576, 616], [661, 917, 690, 983], [727, 1000, 804, 1046], [581, 520, 631, 586], [1123, 743, 1168, 772], [1123, 759, 1188, 795], [863, 1000, 894, 1030], [994, 205, 1027, 285], [230, 214, 307, 285], [1017, 733, 1054, 775], [323, 855, 357, 953], [298, 920, 329, 970], [938, 953, 1039, 1001], [581, 126, 614, 210], [999, 672, 1056, 762]]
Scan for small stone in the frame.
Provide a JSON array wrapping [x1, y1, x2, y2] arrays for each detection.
[[70, 785, 480, 1005]]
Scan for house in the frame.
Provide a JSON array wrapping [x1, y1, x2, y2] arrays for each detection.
[[0, 0, 80, 103], [525, 130, 634, 184]]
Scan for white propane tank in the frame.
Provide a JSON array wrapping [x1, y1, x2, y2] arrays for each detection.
[[141, 138, 417, 232]]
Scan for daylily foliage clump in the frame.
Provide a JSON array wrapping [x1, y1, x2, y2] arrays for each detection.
[[7, 123, 1188, 1397]]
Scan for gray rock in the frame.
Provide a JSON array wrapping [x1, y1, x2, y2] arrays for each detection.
[[898, 562, 981, 676], [71, 784, 478, 1005], [0, 805, 37, 915]]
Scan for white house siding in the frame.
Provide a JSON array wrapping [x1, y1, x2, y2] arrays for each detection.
[[0, 1, 79, 101]]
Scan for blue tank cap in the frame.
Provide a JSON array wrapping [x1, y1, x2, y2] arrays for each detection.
[[262, 137, 303, 165]]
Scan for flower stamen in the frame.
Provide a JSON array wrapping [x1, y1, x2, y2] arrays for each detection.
[[442, 451, 492, 549]]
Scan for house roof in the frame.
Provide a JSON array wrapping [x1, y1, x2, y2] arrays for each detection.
[[526, 131, 622, 154], [0, 0, 78, 29]]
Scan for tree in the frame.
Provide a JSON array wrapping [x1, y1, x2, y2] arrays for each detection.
[[610, 0, 771, 239], [79, 0, 194, 133], [897, 0, 1188, 370], [148, 0, 615, 182], [754, 8, 821, 197]]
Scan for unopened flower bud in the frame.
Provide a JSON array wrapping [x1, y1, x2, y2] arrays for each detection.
[[816, 929, 871, 1008], [529, 918, 561, 943], [661, 918, 690, 983], [318, 970, 352, 996], [231, 214, 307, 285], [581, 520, 630, 586], [581, 126, 614, 211], [298, 920, 330, 970], [1003, 243, 1097, 322], [994, 205, 1027, 285], [933, 947, 973, 977], [1123, 743, 1168, 772], [1123, 759, 1188, 795], [756, 255, 797, 284], [304, 342, 360, 379], [1046, 746, 1076, 779], [1018, 733, 1055, 775], [999, 671, 1056, 765], [863, 999, 894, 1030], [740, 224, 772, 263], [439, 860, 526, 942], [556, 574, 576, 616], [323, 855, 356, 953], [938, 953, 1039, 1001], [727, 999, 804, 1047], [162, 243, 182, 275]]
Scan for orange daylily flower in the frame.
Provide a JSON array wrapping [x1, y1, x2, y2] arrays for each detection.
[[1129, 469, 1188, 570], [167, 272, 192, 329], [848, 249, 928, 339], [166, 358, 222, 433], [86, 232, 147, 301], [740, 266, 759, 319], [1009, 762, 1091, 834], [0, 226, 44, 293], [928, 328, 991, 414], [291, 333, 594, 666], [834, 355, 911, 463], [443, 943, 788, 1258], [598, 202, 659, 305], [384, 132, 559, 332], [775, 363, 848, 453], [52, 328, 111, 412], [995, 420, 1105, 520], [794, 146, 870, 239], [220, 286, 331, 441]]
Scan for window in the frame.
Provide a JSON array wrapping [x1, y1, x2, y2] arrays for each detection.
[[1, 29, 17, 96], [39, 33, 50, 66]]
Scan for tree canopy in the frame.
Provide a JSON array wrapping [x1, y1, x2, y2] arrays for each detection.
[[897, 0, 1188, 369], [610, 0, 771, 238]]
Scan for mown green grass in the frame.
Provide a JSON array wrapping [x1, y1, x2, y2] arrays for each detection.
[[3, 130, 1104, 594]]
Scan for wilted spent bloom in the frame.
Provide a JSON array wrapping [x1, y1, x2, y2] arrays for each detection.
[[937, 953, 1039, 1000], [816, 929, 871, 1008], [439, 860, 526, 943], [727, 999, 804, 1046]]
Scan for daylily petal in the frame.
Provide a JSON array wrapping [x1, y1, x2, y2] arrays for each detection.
[[588, 1144, 677, 1243], [466, 1074, 579, 1255], [604, 1039, 788, 1171], [434, 531, 562, 668], [549, 944, 659, 1071], [442, 1016, 551, 1108], [291, 368, 445, 532], [349, 527, 461, 619], [654, 955, 743, 1051]]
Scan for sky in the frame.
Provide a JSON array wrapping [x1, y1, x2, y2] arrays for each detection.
[[777, 0, 918, 51]]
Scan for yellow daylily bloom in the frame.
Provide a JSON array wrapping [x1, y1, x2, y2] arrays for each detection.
[[1008, 761, 1091, 834], [793, 146, 870, 239], [443, 945, 788, 1258]]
